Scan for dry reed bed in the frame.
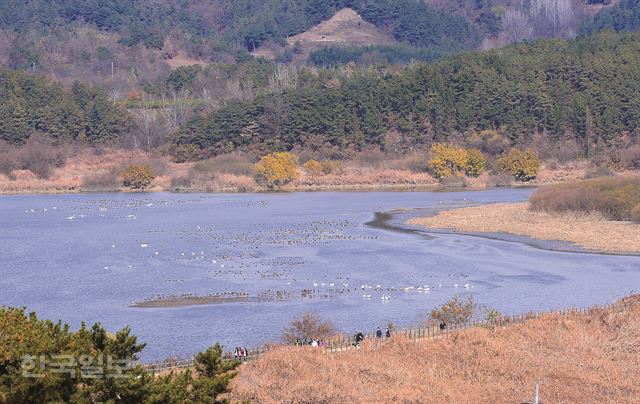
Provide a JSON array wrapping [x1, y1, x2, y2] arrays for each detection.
[[230, 297, 640, 403], [409, 203, 640, 254]]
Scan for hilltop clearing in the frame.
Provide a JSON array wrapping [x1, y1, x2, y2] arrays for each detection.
[[253, 8, 394, 62]]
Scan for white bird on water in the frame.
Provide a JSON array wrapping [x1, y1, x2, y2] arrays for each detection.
[[66, 216, 76, 220], [140, 243, 149, 248], [111, 244, 116, 248]]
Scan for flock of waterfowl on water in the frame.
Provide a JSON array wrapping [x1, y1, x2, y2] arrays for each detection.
[[23, 197, 476, 308]]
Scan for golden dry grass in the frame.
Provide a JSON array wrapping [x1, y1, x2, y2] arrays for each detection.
[[289, 168, 439, 188], [230, 296, 640, 403], [409, 203, 640, 254]]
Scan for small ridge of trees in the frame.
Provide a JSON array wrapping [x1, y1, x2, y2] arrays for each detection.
[[0, 69, 130, 145], [0, 307, 240, 403]]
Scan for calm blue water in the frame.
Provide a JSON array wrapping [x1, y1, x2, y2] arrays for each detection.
[[1, 190, 638, 361]]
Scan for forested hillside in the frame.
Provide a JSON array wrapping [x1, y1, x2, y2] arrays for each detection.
[[0, 0, 478, 54], [0, 69, 129, 144], [582, 0, 640, 33], [175, 32, 640, 157]]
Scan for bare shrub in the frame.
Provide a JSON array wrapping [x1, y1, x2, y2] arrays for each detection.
[[320, 160, 343, 175], [148, 158, 169, 176], [81, 172, 121, 192], [354, 147, 387, 168], [172, 144, 202, 163], [467, 130, 510, 156], [621, 145, 640, 170], [191, 154, 254, 176], [0, 148, 18, 175], [529, 176, 640, 221], [553, 139, 582, 163], [631, 204, 640, 224], [303, 159, 323, 176], [170, 176, 193, 190], [429, 295, 477, 327], [3, 138, 71, 179], [440, 175, 466, 188], [403, 153, 429, 173], [487, 173, 514, 187], [584, 165, 615, 179], [282, 313, 336, 344], [214, 174, 256, 192]]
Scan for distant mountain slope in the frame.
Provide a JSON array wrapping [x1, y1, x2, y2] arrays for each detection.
[[176, 32, 640, 155], [582, 0, 640, 33]]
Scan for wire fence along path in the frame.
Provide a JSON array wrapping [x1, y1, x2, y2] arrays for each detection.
[[141, 300, 634, 373]]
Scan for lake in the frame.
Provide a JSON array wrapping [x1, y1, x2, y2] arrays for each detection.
[[1, 189, 638, 361]]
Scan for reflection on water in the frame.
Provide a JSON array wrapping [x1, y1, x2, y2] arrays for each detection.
[[1, 190, 638, 361]]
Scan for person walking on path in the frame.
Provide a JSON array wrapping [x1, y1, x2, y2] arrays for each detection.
[[376, 327, 382, 339], [385, 327, 391, 338]]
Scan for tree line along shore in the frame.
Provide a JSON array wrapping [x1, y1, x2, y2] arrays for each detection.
[[2, 31, 640, 195]]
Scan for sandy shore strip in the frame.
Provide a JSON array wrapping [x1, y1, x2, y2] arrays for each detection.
[[409, 202, 640, 254], [131, 296, 262, 308]]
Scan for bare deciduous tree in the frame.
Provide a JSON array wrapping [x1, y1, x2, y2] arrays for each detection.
[[268, 64, 298, 93], [502, 9, 534, 43], [134, 95, 168, 155], [261, 94, 289, 148], [160, 91, 193, 130], [529, 0, 578, 38], [282, 313, 336, 344], [226, 78, 256, 102]]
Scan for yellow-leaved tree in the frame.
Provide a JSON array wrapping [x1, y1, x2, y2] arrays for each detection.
[[122, 164, 155, 189], [427, 143, 468, 179], [497, 148, 541, 181], [464, 148, 487, 177], [255, 152, 300, 187], [303, 159, 323, 176]]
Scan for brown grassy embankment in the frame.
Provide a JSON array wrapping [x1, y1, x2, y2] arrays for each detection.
[[529, 176, 640, 222], [409, 176, 640, 254], [230, 296, 640, 403], [409, 202, 640, 254]]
